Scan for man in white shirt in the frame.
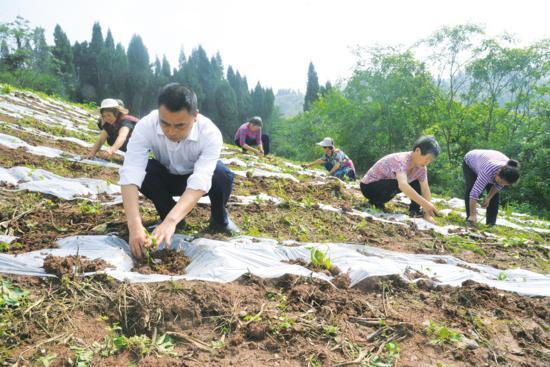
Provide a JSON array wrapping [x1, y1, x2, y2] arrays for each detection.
[[119, 83, 239, 258]]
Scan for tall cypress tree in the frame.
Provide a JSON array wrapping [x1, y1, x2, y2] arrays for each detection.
[[111, 43, 128, 107], [52, 24, 76, 98], [99, 29, 115, 99], [215, 80, 238, 139], [304, 62, 320, 111], [126, 34, 150, 114], [161, 55, 171, 79]]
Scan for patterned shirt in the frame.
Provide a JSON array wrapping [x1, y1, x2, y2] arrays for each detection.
[[464, 149, 507, 200], [234, 122, 262, 146], [361, 152, 427, 185], [321, 149, 356, 174]]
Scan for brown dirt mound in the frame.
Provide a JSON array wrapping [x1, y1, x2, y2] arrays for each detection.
[[4, 272, 549, 367], [132, 248, 191, 275], [43, 254, 109, 278]]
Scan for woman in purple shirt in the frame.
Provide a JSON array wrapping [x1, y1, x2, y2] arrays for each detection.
[[463, 149, 520, 226], [234, 116, 270, 155]]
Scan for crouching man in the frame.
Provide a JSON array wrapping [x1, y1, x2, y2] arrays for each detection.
[[120, 83, 239, 258]]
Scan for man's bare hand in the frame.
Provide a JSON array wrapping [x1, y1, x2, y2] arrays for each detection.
[[128, 225, 151, 258], [151, 219, 177, 248]]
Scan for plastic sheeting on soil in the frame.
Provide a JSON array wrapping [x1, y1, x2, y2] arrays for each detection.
[[0, 92, 95, 133], [0, 235, 17, 244], [0, 120, 94, 148], [0, 166, 120, 200], [247, 168, 299, 182], [0, 132, 121, 169], [0, 235, 547, 297]]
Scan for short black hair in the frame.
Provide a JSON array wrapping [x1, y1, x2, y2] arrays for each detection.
[[413, 136, 441, 157], [498, 160, 520, 184], [248, 116, 263, 126], [158, 83, 198, 113]]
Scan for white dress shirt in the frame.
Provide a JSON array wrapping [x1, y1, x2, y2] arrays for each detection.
[[119, 109, 223, 193]]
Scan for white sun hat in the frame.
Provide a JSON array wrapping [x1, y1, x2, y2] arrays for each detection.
[[316, 137, 334, 147], [100, 98, 119, 109]]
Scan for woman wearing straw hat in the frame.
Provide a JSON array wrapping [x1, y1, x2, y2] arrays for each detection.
[[85, 98, 139, 159], [302, 137, 356, 180]]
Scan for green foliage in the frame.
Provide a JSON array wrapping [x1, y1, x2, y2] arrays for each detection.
[[1, 16, 275, 141], [271, 315, 295, 334], [323, 325, 338, 337], [307, 246, 332, 269], [36, 353, 58, 367], [425, 320, 463, 345], [304, 62, 320, 111], [69, 345, 94, 367], [93, 322, 175, 359], [1, 84, 11, 94], [443, 235, 486, 256], [0, 279, 29, 308], [78, 200, 102, 215], [0, 240, 23, 252], [271, 26, 549, 217]]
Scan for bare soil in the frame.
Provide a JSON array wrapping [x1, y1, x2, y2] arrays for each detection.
[[132, 248, 191, 275], [43, 254, 109, 278]]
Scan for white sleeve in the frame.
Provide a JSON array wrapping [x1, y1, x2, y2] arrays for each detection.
[[118, 115, 153, 188], [186, 127, 223, 192]]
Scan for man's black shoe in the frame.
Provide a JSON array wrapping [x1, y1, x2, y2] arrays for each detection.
[[208, 217, 241, 235]]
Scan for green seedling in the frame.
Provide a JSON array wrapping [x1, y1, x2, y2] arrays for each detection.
[[0, 280, 29, 308], [425, 320, 462, 345], [498, 272, 507, 281], [210, 338, 225, 349], [69, 345, 94, 367], [95, 322, 174, 358], [271, 315, 295, 334], [0, 241, 23, 252], [78, 200, 102, 215], [323, 325, 338, 337], [243, 313, 262, 322], [143, 229, 159, 268], [306, 246, 332, 270]]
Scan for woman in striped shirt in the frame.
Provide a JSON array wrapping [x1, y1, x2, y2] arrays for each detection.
[[463, 149, 520, 226]]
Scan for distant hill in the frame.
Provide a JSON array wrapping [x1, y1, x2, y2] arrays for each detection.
[[275, 89, 304, 117]]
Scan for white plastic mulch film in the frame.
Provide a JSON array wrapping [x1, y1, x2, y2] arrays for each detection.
[[0, 166, 120, 200], [0, 132, 120, 169], [0, 235, 548, 297]]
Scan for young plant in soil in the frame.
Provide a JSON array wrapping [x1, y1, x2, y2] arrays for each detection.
[[307, 246, 332, 270], [425, 320, 463, 345], [143, 229, 158, 270]]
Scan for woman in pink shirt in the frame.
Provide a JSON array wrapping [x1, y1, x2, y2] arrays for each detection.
[[360, 136, 440, 223], [234, 116, 270, 155]]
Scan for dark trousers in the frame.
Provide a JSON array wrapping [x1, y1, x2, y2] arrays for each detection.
[[463, 161, 499, 225], [360, 179, 421, 212], [139, 159, 234, 226], [234, 134, 270, 155]]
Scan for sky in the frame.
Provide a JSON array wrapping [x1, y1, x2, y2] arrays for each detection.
[[1, 0, 549, 93]]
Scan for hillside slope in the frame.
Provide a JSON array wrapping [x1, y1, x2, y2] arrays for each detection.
[[0, 85, 548, 366]]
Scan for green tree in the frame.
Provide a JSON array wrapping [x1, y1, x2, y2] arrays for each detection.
[[215, 81, 239, 139], [52, 24, 76, 98], [304, 62, 320, 111], [126, 34, 151, 114]]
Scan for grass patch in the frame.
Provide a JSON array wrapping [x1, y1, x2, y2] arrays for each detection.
[[443, 235, 486, 256]]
